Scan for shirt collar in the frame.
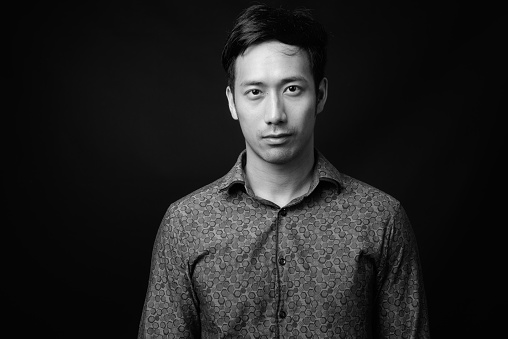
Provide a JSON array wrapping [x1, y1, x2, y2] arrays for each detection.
[[218, 150, 344, 193]]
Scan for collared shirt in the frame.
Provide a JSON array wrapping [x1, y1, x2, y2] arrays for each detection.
[[138, 150, 429, 338]]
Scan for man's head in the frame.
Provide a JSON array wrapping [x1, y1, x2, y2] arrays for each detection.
[[223, 5, 329, 166], [222, 4, 328, 95]]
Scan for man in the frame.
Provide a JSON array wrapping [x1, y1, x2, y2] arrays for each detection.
[[139, 4, 429, 338]]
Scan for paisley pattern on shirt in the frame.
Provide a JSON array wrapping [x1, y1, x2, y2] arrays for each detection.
[[139, 150, 429, 338]]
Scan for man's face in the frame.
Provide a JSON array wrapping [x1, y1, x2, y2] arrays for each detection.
[[226, 41, 327, 166]]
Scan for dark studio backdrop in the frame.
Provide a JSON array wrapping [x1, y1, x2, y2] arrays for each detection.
[[10, 0, 505, 337]]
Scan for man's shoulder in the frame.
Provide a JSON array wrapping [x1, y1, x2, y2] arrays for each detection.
[[166, 152, 245, 216], [316, 151, 401, 213], [338, 172, 401, 214], [166, 175, 230, 216]]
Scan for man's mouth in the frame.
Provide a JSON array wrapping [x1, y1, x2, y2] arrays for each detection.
[[263, 133, 291, 138], [262, 133, 292, 144]]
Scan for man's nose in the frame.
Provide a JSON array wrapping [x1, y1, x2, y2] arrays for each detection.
[[264, 93, 287, 125]]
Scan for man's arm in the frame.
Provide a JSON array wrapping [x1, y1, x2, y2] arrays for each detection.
[[375, 204, 430, 338], [138, 209, 201, 338]]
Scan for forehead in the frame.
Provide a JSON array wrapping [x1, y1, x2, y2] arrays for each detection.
[[234, 41, 312, 85]]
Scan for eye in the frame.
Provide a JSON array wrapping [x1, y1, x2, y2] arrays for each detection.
[[285, 85, 301, 95], [245, 88, 263, 99]]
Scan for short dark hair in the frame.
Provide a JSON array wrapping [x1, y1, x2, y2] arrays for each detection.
[[222, 4, 328, 93]]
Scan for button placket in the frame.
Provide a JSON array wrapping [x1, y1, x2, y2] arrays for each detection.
[[278, 209, 287, 267], [276, 207, 289, 328]]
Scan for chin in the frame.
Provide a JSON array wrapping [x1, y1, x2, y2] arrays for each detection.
[[260, 148, 298, 165]]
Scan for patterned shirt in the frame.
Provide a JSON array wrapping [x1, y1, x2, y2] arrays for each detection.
[[139, 150, 429, 338]]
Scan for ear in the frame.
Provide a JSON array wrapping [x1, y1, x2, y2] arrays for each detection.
[[316, 77, 328, 115], [226, 86, 238, 120]]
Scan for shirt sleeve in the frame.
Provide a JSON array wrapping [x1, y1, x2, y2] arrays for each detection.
[[374, 204, 430, 338], [138, 208, 201, 338]]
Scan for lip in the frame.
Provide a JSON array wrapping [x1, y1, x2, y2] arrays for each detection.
[[263, 133, 291, 138], [262, 133, 292, 145]]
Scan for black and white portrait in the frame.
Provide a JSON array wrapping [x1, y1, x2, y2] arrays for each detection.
[[10, 1, 504, 338]]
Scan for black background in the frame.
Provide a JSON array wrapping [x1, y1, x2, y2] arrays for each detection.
[[11, 0, 505, 337]]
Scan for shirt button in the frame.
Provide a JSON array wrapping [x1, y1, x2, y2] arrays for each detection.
[[279, 257, 286, 266], [279, 310, 287, 319], [280, 208, 287, 216]]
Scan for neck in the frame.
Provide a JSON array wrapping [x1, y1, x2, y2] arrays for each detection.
[[244, 146, 315, 208]]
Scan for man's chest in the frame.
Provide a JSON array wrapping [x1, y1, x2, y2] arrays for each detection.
[[187, 208, 381, 329]]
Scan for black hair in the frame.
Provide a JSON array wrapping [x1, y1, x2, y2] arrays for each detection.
[[221, 4, 328, 93]]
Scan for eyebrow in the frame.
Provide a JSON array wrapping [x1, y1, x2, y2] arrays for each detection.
[[239, 76, 309, 87]]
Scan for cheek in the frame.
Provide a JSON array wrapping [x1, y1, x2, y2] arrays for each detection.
[[236, 104, 261, 128], [237, 114, 259, 138], [289, 101, 316, 122]]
